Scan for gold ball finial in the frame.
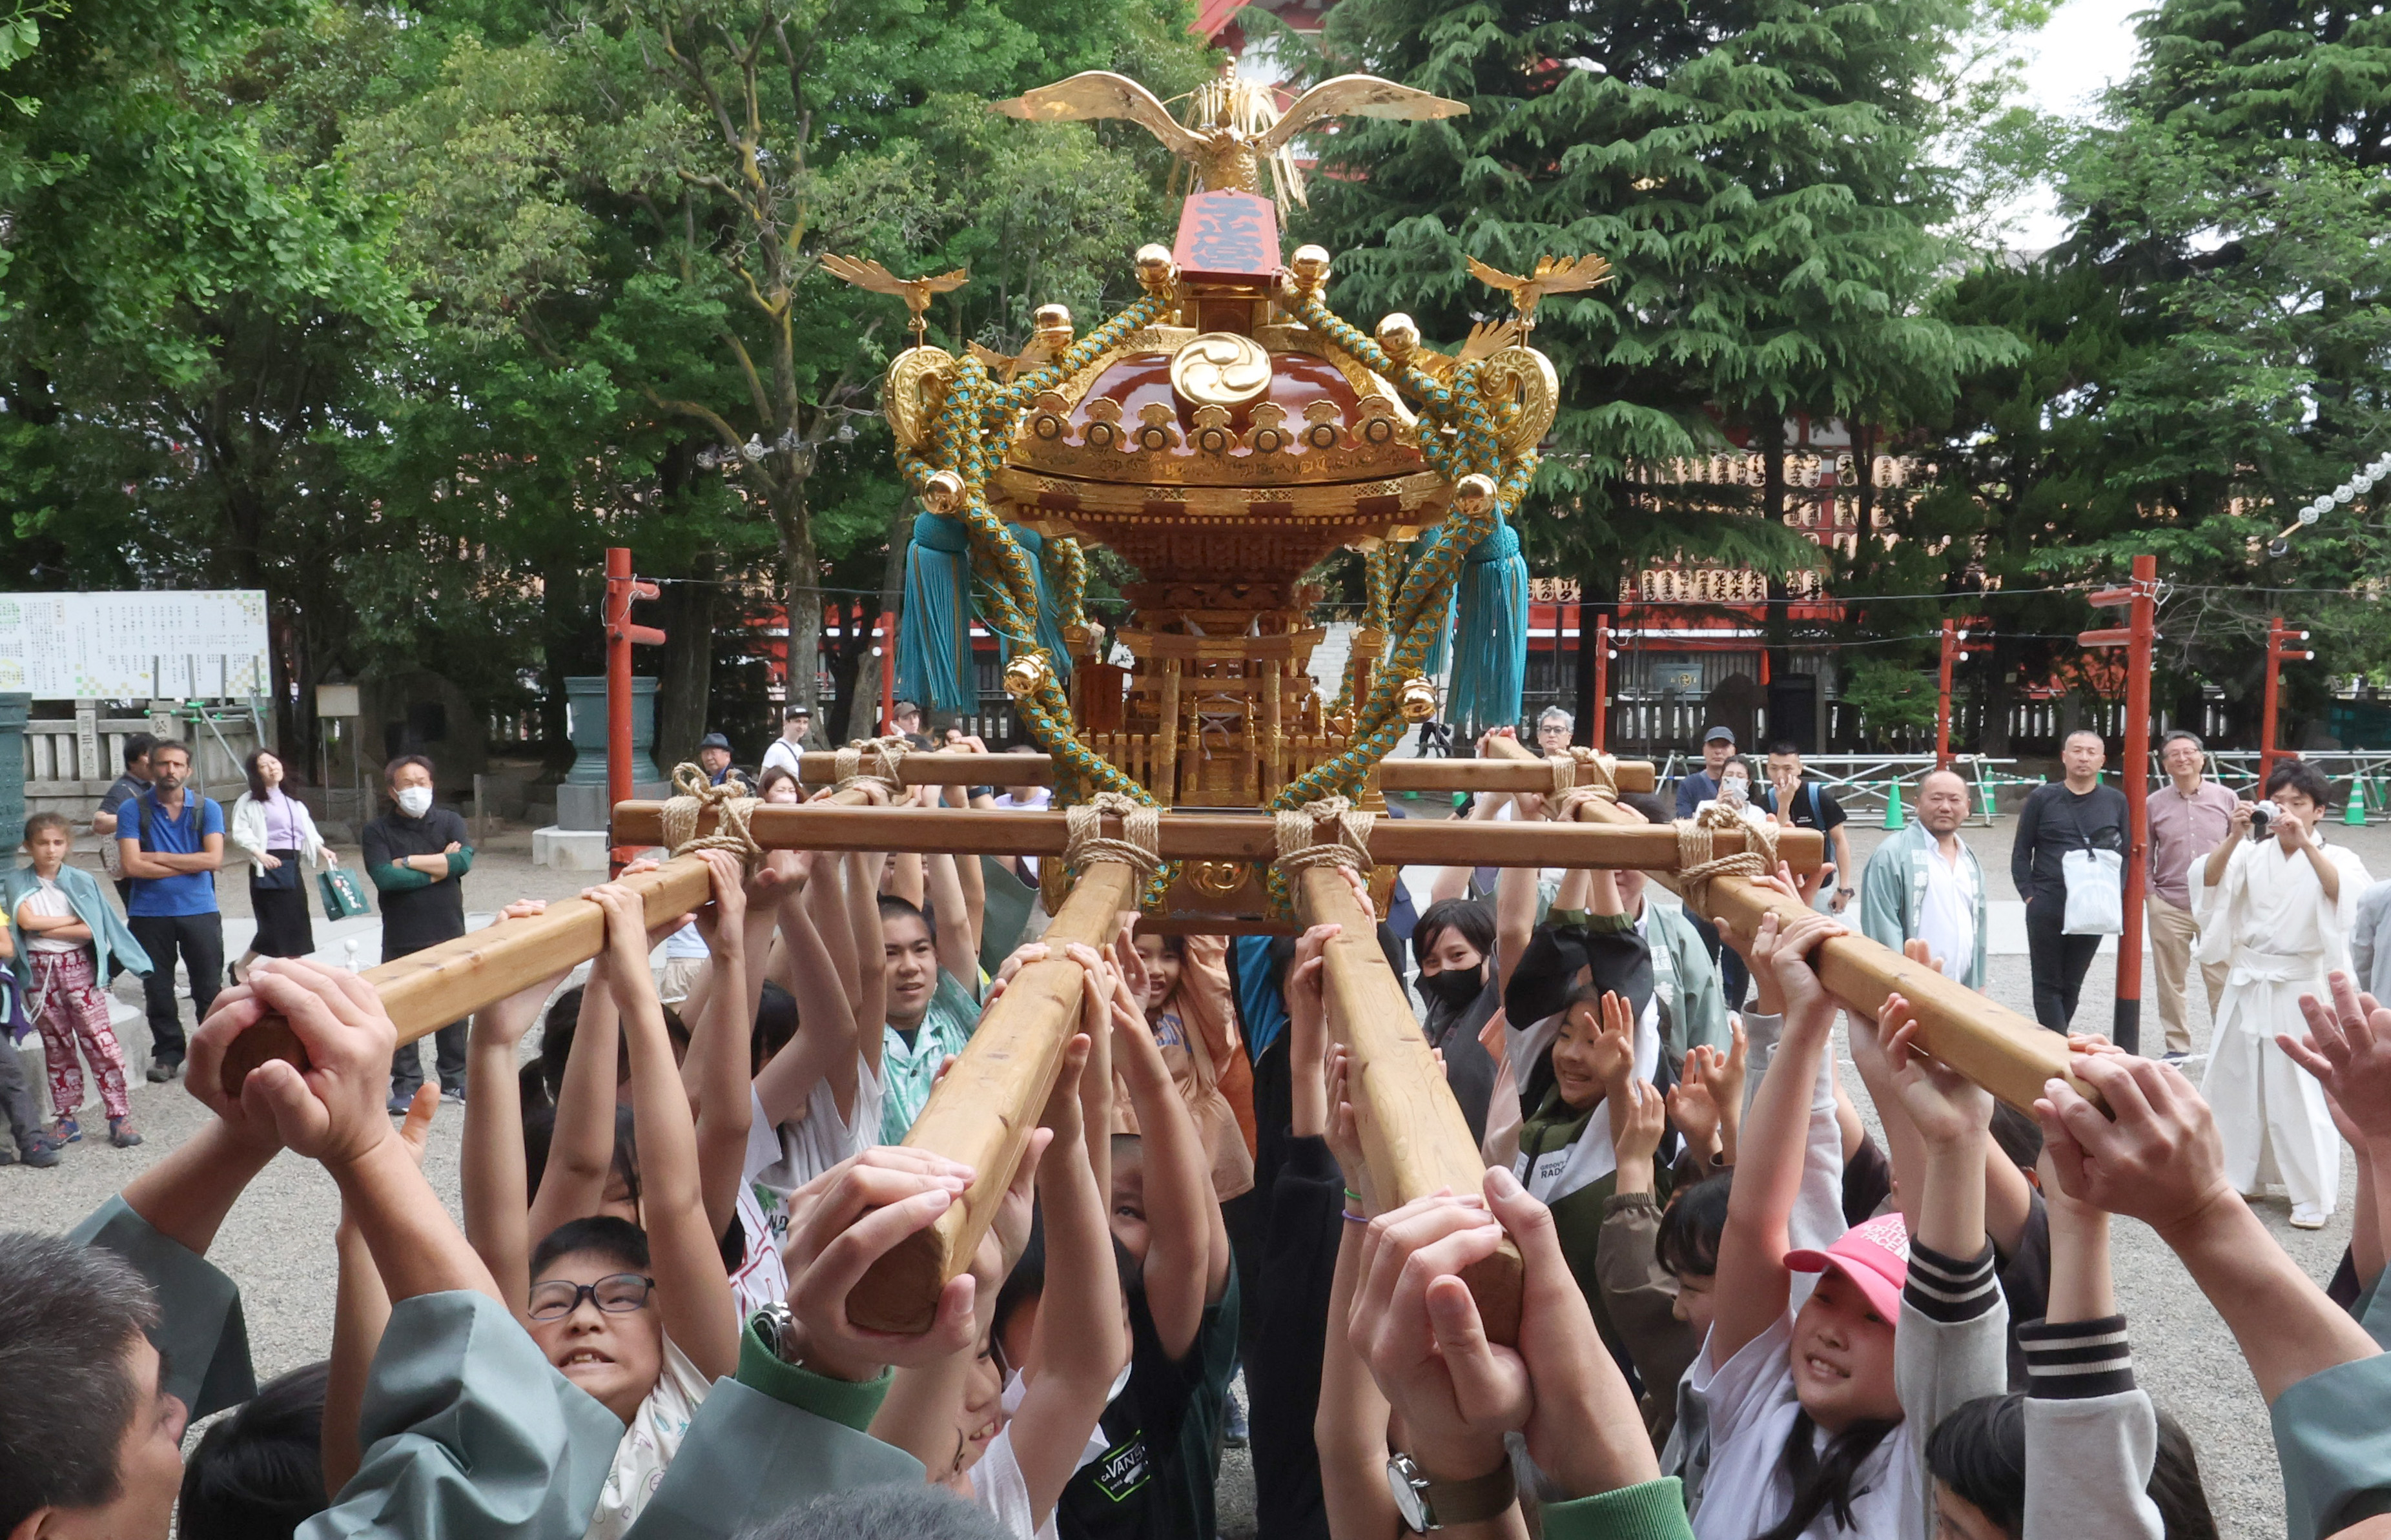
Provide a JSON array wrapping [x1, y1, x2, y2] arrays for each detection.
[[1375, 313, 1421, 363], [1134, 244, 1179, 296], [1453, 473, 1497, 514], [1398, 674, 1439, 723], [1032, 303, 1074, 354], [921, 470, 967, 515], [1002, 652, 1051, 699], [1288, 244, 1333, 296]]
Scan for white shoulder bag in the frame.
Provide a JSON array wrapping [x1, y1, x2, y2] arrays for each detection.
[[2062, 847, 2125, 936]]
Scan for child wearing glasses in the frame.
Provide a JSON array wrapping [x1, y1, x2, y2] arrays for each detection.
[[522, 883, 740, 1540]]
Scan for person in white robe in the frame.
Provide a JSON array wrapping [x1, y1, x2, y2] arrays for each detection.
[[2193, 763, 2370, 1227]]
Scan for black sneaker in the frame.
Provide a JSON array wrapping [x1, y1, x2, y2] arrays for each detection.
[[146, 1059, 183, 1083], [15, 1131, 63, 1168]]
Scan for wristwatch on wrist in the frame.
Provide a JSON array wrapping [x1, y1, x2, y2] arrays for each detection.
[[754, 1302, 801, 1366], [1386, 1453, 1517, 1532], [1838, 885, 1856, 896]]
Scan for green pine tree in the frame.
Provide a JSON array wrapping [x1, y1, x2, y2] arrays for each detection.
[[1275, 0, 2018, 599]]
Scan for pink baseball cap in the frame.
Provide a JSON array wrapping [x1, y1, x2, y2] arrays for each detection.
[[1785, 1211, 1910, 1322]]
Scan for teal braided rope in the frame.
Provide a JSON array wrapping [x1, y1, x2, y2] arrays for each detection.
[[894, 288, 1178, 909], [1261, 285, 1539, 917]]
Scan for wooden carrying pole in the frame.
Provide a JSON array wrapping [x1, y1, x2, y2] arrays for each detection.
[[216, 776, 885, 1100], [216, 856, 719, 1099], [849, 861, 1140, 1333], [1293, 864, 1521, 1343], [1482, 737, 2082, 1111], [789, 750, 1657, 796], [613, 802, 1822, 873]]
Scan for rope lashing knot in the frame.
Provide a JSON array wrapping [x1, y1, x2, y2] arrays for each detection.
[[1672, 803, 1779, 918], [1063, 791, 1163, 881], [1550, 750, 1621, 820], [833, 735, 912, 799], [660, 762, 763, 865], [1273, 796, 1377, 878]]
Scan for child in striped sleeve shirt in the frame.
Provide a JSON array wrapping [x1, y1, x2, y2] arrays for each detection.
[[1921, 1135, 2218, 1539], [1691, 909, 2011, 1540]]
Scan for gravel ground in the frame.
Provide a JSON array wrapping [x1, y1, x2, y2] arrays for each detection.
[[9, 815, 2389, 1537]]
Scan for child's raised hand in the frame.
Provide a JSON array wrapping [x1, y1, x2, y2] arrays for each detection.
[[690, 848, 748, 947], [582, 881, 653, 983], [194, 959, 402, 1171], [1756, 908, 1841, 1025], [2035, 1053, 2233, 1237], [1588, 990, 1636, 1096], [1477, 1007, 1508, 1069], [1884, 992, 1992, 1148], [782, 1147, 981, 1379], [2284, 972, 2391, 1151], [1288, 921, 1339, 1054], [1665, 1058, 1722, 1157], [984, 940, 1054, 1003], [1324, 1043, 1369, 1182], [469, 958, 570, 1051], [1610, 1077, 1667, 1169], [396, 1082, 440, 1166]]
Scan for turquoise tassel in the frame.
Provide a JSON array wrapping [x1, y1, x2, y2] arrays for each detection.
[[1008, 525, 1075, 684], [897, 510, 974, 715], [1446, 520, 1528, 734]]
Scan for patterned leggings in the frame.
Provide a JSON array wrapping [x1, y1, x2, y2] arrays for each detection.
[[29, 948, 129, 1121]]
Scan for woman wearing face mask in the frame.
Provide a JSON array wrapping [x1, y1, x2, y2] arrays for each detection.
[[1411, 896, 1501, 1144], [362, 754, 475, 1110]]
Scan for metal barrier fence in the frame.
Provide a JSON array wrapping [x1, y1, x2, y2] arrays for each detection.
[[1657, 752, 2024, 824], [2173, 750, 2391, 822]]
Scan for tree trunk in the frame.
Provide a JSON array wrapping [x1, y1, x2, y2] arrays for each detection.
[[1983, 635, 2018, 757], [842, 504, 912, 742], [775, 479, 823, 729], [540, 555, 586, 774], [655, 547, 718, 768], [1761, 418, 1792, 699]]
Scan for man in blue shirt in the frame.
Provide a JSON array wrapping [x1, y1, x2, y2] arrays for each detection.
[[114, 739, 225, 1082]]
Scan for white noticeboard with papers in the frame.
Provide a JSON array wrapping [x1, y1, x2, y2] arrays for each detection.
[[0, 590, 271, 699]]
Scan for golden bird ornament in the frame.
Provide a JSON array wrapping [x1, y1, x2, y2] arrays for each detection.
[[819, 254, 969, 347], [1464, 253, 1614, 329]]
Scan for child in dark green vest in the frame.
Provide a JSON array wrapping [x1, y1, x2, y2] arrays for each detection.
[[1501, 863, 1680, 1364]]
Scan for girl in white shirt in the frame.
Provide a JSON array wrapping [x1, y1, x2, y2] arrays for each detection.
[[1693, 910, 2009, 1540]]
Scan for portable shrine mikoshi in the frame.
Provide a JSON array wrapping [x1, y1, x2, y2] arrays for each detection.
[[220, 67, 2091, 1341]]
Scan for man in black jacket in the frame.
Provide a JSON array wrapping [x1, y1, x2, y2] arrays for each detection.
[[2011, 729, 2129, 1034], [360, 754, 474, 1109]]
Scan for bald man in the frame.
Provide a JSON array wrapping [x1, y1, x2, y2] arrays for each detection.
[[1859, 767, 1987, 988]]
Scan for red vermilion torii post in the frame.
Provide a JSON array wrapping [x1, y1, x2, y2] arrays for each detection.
[[2077, 553, 2159, 1056], [2262, 615, 2314, 790], [603, 546, 665, 876]]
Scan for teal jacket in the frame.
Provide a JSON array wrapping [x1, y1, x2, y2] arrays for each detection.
[[1858, 822, 1988, 990], [70, 1195, 927, 1540], [2, 861, 153, 990]]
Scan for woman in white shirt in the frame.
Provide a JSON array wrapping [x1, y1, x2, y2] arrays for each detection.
[[228, 750, 334, 982]]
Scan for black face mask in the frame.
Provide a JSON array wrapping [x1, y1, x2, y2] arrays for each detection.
[[1417, 967, 1484, 1009]]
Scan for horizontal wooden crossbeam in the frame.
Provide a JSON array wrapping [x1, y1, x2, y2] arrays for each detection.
[[787, 750, 1657, 796], [609, 802, 1822, 872], [1480, 736, 2088, 1112]]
